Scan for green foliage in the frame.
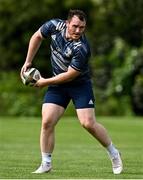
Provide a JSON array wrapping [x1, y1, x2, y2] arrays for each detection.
[[0, 0, 93, 71], [91, 37, 143, 115], [132, 74, 143, 115], [0, 71, 76, 116], [0, 71, 43, 116], [0, 0, 143, 116], [89, 0, 143, 116]]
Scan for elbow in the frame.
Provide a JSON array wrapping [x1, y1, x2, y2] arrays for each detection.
[[32, 30, 43, 41], [65, 74, 79, 82], [68, 76, 76, 82]]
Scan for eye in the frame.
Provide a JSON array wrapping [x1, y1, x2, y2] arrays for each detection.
[[73, 25, 78, 28], [80, 26, 85, 30]]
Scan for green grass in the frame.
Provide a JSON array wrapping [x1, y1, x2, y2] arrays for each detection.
[[0, 116, 143, 179]]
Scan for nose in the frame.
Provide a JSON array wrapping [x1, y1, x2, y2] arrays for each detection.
[[75, 28, 80, 33]]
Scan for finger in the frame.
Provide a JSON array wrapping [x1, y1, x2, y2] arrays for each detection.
[[20, 65, 29, 76], [34, 82, 38, 87], [23, 66, 28, 72], [20, 67, 24, 77]]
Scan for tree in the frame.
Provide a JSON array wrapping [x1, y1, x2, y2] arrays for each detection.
[[0, 0, 143, 116]]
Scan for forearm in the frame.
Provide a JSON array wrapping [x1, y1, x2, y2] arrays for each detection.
[[43, 72, 75, 86], [36, 67, 81, 87]]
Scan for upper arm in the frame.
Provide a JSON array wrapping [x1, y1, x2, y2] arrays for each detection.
[[32, 29, 44, 40]]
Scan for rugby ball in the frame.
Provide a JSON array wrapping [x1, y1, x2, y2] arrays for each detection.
[[21, 68, 41, 86]]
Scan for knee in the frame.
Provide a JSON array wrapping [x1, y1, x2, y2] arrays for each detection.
[[80, 117, 95, 130], [42, 119, 54, 130]]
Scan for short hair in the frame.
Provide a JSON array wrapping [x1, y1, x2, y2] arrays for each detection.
[[67, 9, 87, 22]]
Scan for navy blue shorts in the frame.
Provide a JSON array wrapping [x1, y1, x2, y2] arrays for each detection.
[[43, 81, 95, 109]]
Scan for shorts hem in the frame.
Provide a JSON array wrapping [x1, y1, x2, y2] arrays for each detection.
[[75, 106, 95, 109], [43, 101, 67, 109]]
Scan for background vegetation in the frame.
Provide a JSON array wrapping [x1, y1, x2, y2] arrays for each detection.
[[0, 0, 143, 116]]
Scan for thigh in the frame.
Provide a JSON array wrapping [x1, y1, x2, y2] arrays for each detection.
[[76, 108, 96, 124], [42, 103, 65, 125]]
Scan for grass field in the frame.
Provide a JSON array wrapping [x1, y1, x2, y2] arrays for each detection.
[[0, 116, 143, 179]]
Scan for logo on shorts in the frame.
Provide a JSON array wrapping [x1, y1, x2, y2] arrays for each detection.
[[88, 99, 94, 105]]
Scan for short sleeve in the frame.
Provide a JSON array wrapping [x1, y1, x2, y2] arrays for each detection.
[[40, 20, 54, 38], [40, 19, 64, 38]]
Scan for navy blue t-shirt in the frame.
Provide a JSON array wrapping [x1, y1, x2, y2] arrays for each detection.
[[40, 19, 91, 84]]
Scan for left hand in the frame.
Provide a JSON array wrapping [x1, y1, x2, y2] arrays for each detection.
[[34, 77, 48, 88]]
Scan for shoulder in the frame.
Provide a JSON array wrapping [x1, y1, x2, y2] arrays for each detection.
[[42, 19, 65, 31], [40, 19, 66, 37], [52, 19, 66, 31]]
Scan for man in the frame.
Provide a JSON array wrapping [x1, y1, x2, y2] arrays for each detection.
[[21, 9, 123, 174]]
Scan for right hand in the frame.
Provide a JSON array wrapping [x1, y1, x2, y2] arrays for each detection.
[[20, 62, 32, 78]]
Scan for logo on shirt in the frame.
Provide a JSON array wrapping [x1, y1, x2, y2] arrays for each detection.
[[64, 47, 72, 57], [51, 35, 56, 41], [56, 47, 62, 53]]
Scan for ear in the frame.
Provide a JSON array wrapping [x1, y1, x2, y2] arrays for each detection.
[[66, 20, 69, 27]]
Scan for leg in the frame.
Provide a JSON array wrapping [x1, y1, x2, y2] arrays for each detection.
[[33, 103, 65, 173], [41, 103, 65, 153], [76, 108, 111, 147], [76, 108, 123, 174]]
